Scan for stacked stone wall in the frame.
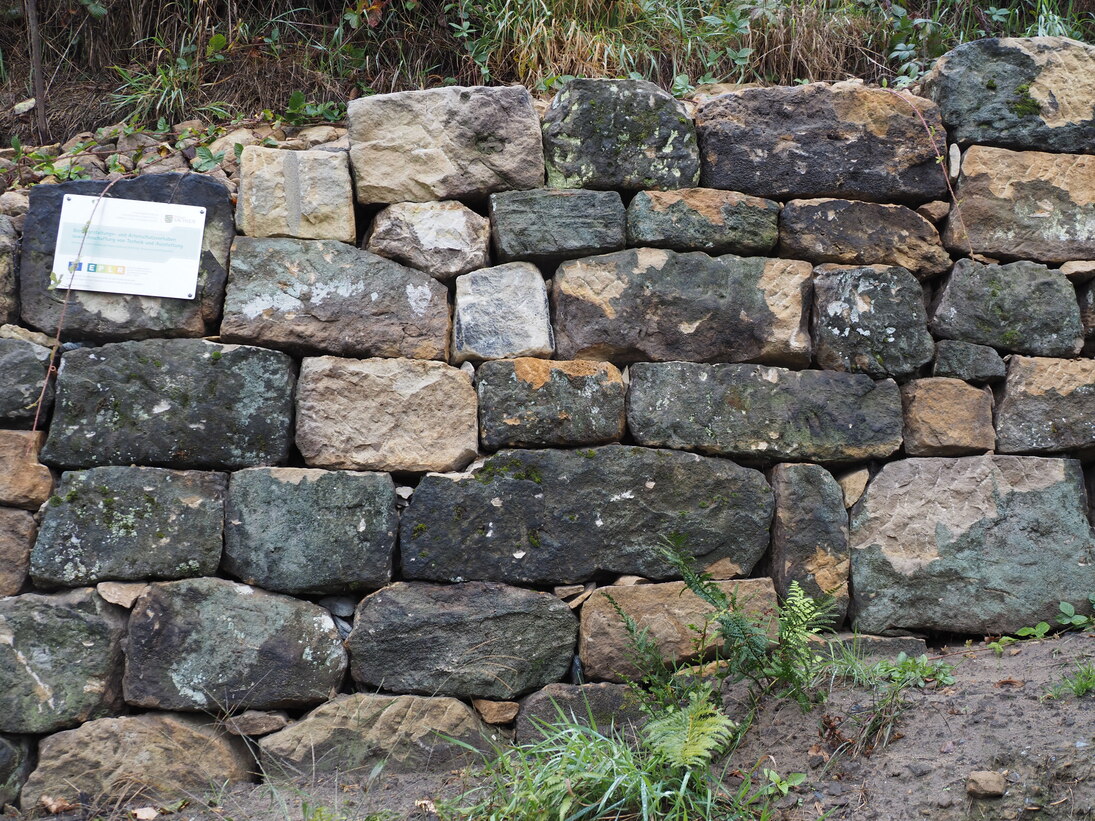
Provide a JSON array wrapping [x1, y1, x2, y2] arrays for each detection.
[[1, 35, 1095, 807]]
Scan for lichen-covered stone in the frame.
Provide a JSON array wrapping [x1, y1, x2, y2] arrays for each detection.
[[348, 581, 577, 699], [477, 358, 625, 449], [900, 378, 995, 456], [235, 147, 355, 242], [0, 431, 53, 510], [0, 588, 125, 734], [19, 174, 233, 340], [768, 464, 850, 623], [930, 258, 1084, 356], [922, 37, 1095, 153], [41, 339, 296, 470], [31, 467, 225, 587], [812, 265, 934, 380], [221, 237, 449, 360], [348, 86, 544, 203], [578, 579, 778, 682], [0, 338, 52, 426], [628, 362, 903, 464], [995, 356, 1095, 457], [1081, 279, 1095, 356], [365, 201, 490, 281], [489, 189, 625, 262], [552, 249, 811, 367], [696, 83, 947, 203], [0, 508, 34, 596], [259, 694, 491, 776], [452, 262, 554, 363], [932, 339, 1007, 383], [542, 79, 699, 191], [401, 445, 772, 585], [19, 714, 253, 810], [850, 455, 1095, 634], [124, 577, 347, 711], [224, 468, 396, 594], [0, 216, 16, 324], [943, 146, 1095, 263], [295, 356, 478, 472], [626, 188, 779, 255], [0, 735, 32, 807], [779, 199, 951, 278], [516, 683, 646, 743]]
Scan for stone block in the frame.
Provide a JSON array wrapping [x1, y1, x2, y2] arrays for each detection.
[[995, 356, 1095, 457], [224, 467, 396, 594], [365, 200, 490, 281], [296, 356, 478, 472], [348, 86, 544, 203], [901, 377, 995, 456], [221, 237, 449, 360], [0, 508, 34, 596], [0, 735, 32, 807], [0, 430, 53, 509], [931, 340, 1006, 383], [476, 358, 625, 449], [452, 262, 554, 363], [0, 216, 16, 324], [542, 79, 699, 191], [0, 338, 52, 427], [489, 189, 625, 262], [1081, 279, 1095, 356], [516, 683, 645, 743], [625, 188, 779, 255]]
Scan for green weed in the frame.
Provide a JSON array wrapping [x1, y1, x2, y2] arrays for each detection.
[[1044, 661, 1095, 700]]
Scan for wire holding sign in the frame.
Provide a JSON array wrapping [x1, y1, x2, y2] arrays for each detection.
[[51, 194, 206, 300]]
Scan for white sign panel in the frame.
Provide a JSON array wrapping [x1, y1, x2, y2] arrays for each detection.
[[51, 194, 206, 300]]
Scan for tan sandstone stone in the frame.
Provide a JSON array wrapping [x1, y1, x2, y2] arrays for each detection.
[[901, 377, 995, 456], [0, 431, 52, 509], [0, 507, 33, 596], [472, 699, 520, 724], [836, 467, 870, 509]]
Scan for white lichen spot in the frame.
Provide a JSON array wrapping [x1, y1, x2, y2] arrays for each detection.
[[513, 551, 527, 559], [609, 491, 634, 502], [151, 400, 171, 414], [405, 283, 432, 316], [491, 497, 503, 508]]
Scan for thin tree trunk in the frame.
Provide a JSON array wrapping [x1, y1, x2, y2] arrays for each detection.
[[25, 0, 48, 142]]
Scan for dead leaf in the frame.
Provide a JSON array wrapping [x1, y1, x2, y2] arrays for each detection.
[[415, 799, 436, 813], [132, 807, 159, 820], [995, 678, 1025, 688], [39, 795, 79, 815]]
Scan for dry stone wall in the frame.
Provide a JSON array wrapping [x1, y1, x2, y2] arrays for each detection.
[[2, 34, 1095, 808]]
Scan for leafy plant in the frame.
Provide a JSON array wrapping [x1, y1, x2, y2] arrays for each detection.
[[1044, 661, 1095, 700], [1057, 596, 1095, 631], [283, 91, 347, 125], [191, 145, 225, 172]]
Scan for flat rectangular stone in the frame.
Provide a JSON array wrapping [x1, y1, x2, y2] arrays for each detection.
[[0, 507, 34, 596], [489, 189, 625, 262], [995, 356, 1095, 457], [0, 430, 53, 509]]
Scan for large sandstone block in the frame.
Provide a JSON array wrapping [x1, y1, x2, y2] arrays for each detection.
[[0, 338, 52, 426], [224, 467, 396, 594], [401, 445, 772, 585], [923, 36, 1095, 153], [19, 714, 253, 810], [811, 265, 934, 381], [42, 339, 296, 470], [259, 694, 491, 777], [364, 200, 490, 281], [19, 174, 233, 340], [542, 79, 699, 191], [696, 83, 947, 203], [779, 199, 951, 278], [124, 577, 347, 711], [995, 356, 1095, 457], [850, 456, 1095, 634], [296, 356, 477, 472], [0, 430, 53, 509], [31, 466, 225, 587], [627, 362, 903, 463], [489, 189, 625, 262], [0, 589, 126, 734], [452, 262, 554, 363], [626, 188, 778, 255], [221, 237, 449, 360], [578, 579, 778, 682], [943, 146, 1095, 263], [348, 581, 577, 700], [0, 508, 34, 596], [348, 86, 544, 203], [235, 146, 355, 242], [552, 249, 812, 367], [930, 258, 1084, 357], [901, 378, 995, 456], [477, 358, 626, 449]]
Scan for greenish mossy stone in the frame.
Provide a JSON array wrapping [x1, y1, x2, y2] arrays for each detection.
[[0, 338, 52, 426], [626, 188, 778, 255], [0, 735, 33, 806], [931, 340, 1006, 384], [489, 188, 625, 263]]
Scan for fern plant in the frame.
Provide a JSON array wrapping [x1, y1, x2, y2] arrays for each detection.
[[764, 582, 836, 709], [642, 683, 739, 769]]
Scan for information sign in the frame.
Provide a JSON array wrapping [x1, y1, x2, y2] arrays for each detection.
[[51, 194, 206, 300]]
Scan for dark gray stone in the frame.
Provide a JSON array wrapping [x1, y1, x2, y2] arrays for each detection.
[[516, 683, 646, 744], [626, 188, 779, 255], [19, 174, 233, 340], [41, 339, 296, 470], [220, 237, 450, 360], [0, 338, 52, 426], [401, 445, 772, 584], [627, 362, 903, 464], [224, 467, 396, 594], [0, 216, 16, 324], [931, 340, 1006, 383], [812, 265, 935, 380], [995, 356, 1095, 457], [31, 467, 225, 587], [930, 258, 1084, 357], [489, 189, 625, 263], [542, 79, 699, 191], [1081, 279, 1095, 357], [0, 589, 126, 734], [0, 735, 33, 807], [851, 455, 1095, 634], [696, 84, 948, 204], [769, 463, 850, 623], [477, 358, 626, 450], [123, 577, 347, 711], [348, 581, 577, 700], [922, 37, 1095, 153]]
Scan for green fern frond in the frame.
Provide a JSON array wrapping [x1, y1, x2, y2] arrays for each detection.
[[641, 686, 738, 769]]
